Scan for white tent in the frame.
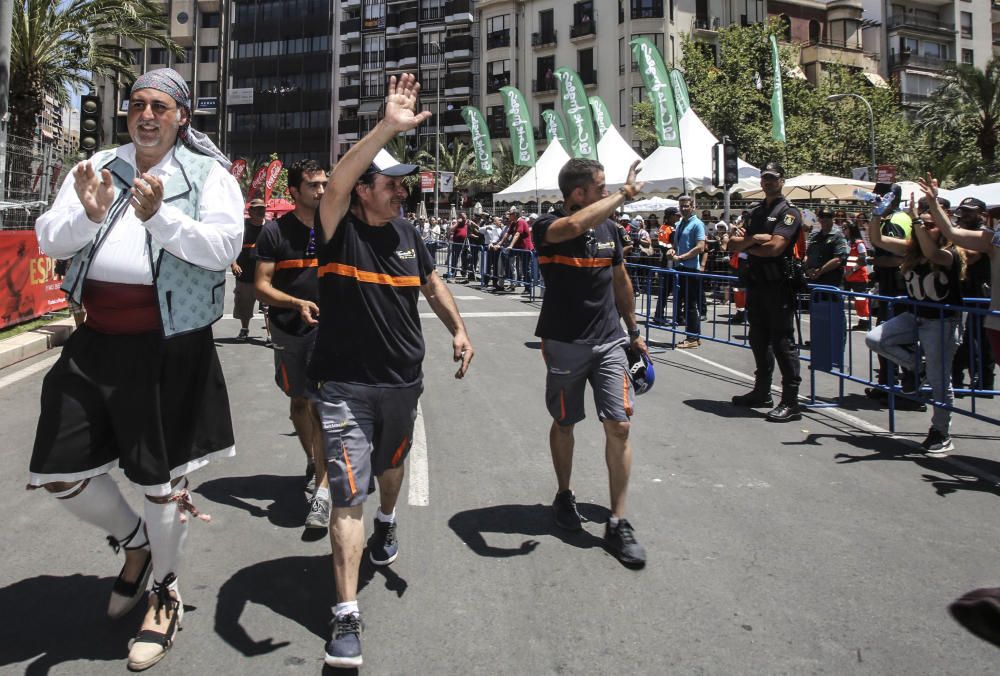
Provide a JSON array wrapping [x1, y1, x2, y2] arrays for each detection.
[[942, 182, 1000, 209], [623, 196, 679, 213], [639, 108, 760, 196], [597, 126, 643, 190], [494, 140, 570, 203]]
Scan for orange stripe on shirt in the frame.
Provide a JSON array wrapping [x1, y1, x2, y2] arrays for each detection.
[[318, 262, 421, 287], [391, 435, 410, 467], [242, 243, 257, 249], [275, 258, 318, 270], [537, 255, 613, 268]]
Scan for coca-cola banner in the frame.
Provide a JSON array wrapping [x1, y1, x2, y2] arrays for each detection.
[[247, 165, 268, 200], [229, 159, 248, 180], [263, 160, 283, 202]]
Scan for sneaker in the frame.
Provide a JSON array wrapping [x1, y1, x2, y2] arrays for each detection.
[[236, 328, 249, 342], [921, 427, 954, 456], [676, 338, 700, 349], [604, 519, 646, 566], [304, 494, 330, 529], [325, 611, 363, 668], [552, 490, 583, 531], [369, 518, 399, 566], [304, 463, 316, 494]]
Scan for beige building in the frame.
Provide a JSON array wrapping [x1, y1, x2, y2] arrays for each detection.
[[93, 0, 225, 147]]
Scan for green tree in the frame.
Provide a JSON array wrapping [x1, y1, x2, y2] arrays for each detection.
[[10, 0, 181, 143], [416, 140, 488, 194], [630, 101, 658, 156], [914, 58, 1000, 181], [484, 141, 528, 192]]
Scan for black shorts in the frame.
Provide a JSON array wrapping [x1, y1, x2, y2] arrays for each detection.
[[29, 325, 235, 492]]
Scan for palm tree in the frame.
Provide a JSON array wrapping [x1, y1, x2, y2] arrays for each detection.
[[10, 0, 180, 142], [483, 141, 528, 192], [416, 140, 488, 193], [915, 58, 1000, 167]]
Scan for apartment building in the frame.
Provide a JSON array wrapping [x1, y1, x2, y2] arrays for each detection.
[[329, 0, 477, 165], [91, 0, 225, 148], [475, 0, 767, 152], [862, 0, 998, 109]]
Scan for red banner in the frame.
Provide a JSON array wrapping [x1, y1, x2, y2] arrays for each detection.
[[263, 160, 283, 202], [0, 231, 68, 329], [420, 171, 435, 193], [247, 165, 268, 200], [229, 159, 248, 180], [876, 165, 896, 184]]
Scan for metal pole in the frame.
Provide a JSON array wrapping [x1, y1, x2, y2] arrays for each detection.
[[0, 0, 13, 200], [827, 93, 875, 180], [434, 41, 441, 220]]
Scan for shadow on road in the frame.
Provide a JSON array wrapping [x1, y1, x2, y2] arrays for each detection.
[[683, 398, 763, 419], [195, 474, 307, 529], [0, 573, 137, 674], [448, 503, 610, 558]]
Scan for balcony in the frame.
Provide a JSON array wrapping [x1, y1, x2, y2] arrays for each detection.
[[900, 91, 932, 106], [445, 71, 473, 97], [889, 52, 952, 71], [486, 30, 511, 50], [386, 7, 418, 36], [532, 77, 557, 93], [693, 17, 721, 32], [489, 123, 509, 138], [390, 43, 418, 68], [445, 0, 473, 24], [343, 0, 360, 7], [338, 118, 360, 138], [486, 73, 511, 94], [441, 108, 465, 132], [800, 40, 880, 74], [580, 70, 597, 86], [886, 14, 955, 34], [338, 85, 360, 106], [631, 2, 664, 20], [340, 19, 361, 41], [444, 34, 473, 60], [531, 31, 557, 48], [570, 21, 596, 40], [340, 51, 361, 74]]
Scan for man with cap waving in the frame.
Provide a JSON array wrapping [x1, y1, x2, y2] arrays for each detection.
[[32, 67, 243, 670], [311, 73, 474, 668], [728, 161, 804, 422]]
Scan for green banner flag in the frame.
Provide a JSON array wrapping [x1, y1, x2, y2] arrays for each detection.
[[770, 34, 786, 143], [541, 109, 568, 150], [460, 106, 493, 175], [499, 86, 536, 166], [554, 67, 597, 159], [589, 96, 612, 138], [669, 69, 690, 117], [630, 37, 679, 148]]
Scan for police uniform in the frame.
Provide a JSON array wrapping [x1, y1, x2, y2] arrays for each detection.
[[742, 195, 803, 412], [805, 226, 849, 287]]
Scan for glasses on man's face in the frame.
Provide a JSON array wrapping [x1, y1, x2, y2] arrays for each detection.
[[129, 100, 178, 116], [306, 228, 317, 257]]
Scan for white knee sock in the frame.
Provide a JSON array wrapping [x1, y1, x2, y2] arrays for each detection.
[[144, 493, 188, 586], [53, 474, 144, 547]]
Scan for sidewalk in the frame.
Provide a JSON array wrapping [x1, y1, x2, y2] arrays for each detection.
[[0, 318, 75, 370]]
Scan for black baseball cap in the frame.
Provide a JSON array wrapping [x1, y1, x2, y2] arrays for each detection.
[[365, 148, 419, 177], [958, 197, 986, 212], [761, 162, 785, 178], [817, 206, 834, 217], [663, 206, 680, 216]]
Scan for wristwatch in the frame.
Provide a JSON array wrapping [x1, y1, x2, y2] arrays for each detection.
[[627, 327, 641, 340]]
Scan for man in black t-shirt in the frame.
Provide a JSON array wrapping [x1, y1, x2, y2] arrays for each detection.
[[312, 74, 473, 670], [728, 161, 804, 422], [232, 198, 271, 341], [532, 157, 649, 568], [255, 160, 331, 530]]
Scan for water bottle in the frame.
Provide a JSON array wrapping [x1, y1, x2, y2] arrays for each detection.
[[871, 191, 898, 217], [853, 188, 878, 202]]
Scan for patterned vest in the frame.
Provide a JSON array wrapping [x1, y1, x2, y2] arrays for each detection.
[[60, 144, 227, 338]]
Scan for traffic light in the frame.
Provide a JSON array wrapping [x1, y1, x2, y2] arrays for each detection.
[[711, 141, 723, 188], [80, 95, 101, 156], [723, 137, 739, 187]]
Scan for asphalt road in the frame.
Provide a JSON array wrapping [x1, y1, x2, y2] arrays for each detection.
[[1, 274, 999, 675]]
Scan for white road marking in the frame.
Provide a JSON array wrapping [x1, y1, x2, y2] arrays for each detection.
[[0, 355, 58, 391], [419, 311, 538, 319], [408, 402, 429, 506]]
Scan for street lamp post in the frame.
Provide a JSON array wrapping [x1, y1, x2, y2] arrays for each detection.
[[431, 41, 443, 220], [827, 93, 875, 180]]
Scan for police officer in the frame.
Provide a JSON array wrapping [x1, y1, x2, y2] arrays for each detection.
[[728, 161, 803, 422], [804, 206, 848, 287]]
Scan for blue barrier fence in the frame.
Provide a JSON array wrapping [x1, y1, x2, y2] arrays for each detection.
[[428, 242, 998, 432]]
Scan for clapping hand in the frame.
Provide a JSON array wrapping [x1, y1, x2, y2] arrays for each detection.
[[73, 161, 116, 223], [383, 74, 432, 134], [131, 174, 164, 222]]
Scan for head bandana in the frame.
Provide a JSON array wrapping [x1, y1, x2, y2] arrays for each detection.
[[131, 68, 231, 169]]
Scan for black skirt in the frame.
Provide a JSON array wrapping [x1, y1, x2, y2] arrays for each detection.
[[29, 324, 235, 490]]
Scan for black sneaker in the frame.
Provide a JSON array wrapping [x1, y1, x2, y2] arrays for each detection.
[[552, 490, 583, 531], [732, 390, 773, 407], [921, 427, 954, 457], [236, 328, 249, 342], [325, 611, 363, 668], [604, 519, 646, 567], [766, 402, 802, 422], [369, 518, 398, 566]]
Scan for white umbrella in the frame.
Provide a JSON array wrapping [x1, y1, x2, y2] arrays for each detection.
[[622, 196, 679, 213], [740, 172, 875, 200], [944, 182, 1000, 209]]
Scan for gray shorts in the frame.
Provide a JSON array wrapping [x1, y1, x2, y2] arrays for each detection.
[[541, 337, 634, 426], [314, 380, 423, 507], [232, 280, 258, 322], [270, 324, 316, 399]]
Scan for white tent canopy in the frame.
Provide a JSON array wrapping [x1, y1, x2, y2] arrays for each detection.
[[494, 140, 570, 203], [942, 182, 1000, 209], [597, 126, 643, 190], [623, 196, 679, 213]]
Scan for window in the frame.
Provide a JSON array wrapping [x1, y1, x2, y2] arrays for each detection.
[[574, 1, 594, 25], [149, 48, 167, 64], [618, 88, 627, 125], [808, 20, 821, 43], [362, 73, 383, 98], [421, 0, 444, 22], [200, 46, 219, 62], [178, 47, 193, 63], [422, 30, 445, 63], [363, 35, 384, 70], [536, 55, 556, 90], [487, 105, 507, 136], [487, 59, 511, 91], [539, 9, 554, 39], [486, 13, 511, 49], [201, 12, 221, 28], [962, 48, 974, 65], [129, 48, 144, 65], [629, 33, 664, 71], [960, 12, 972, 38], [364, 0, 385, 27], [631, 0, 663, 20], [486, 14, 509, 33], [578, 48, 595, 84], [198, 80, 219, 97], [631, 86, 646, 123]]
